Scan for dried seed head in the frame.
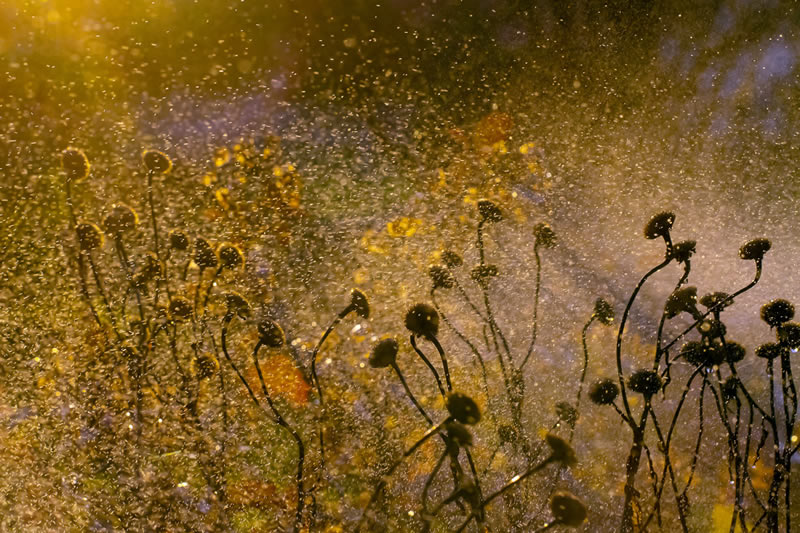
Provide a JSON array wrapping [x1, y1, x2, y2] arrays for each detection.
[[428, 264, 455, 289], [168, 297, 193, 321], [224, 292, 251, 319], [628, 369, 662, 397], [593, 298, 615, 326], [139, 252, 162, 281], [446, 392, 481, 425], [588, 379, 619, 405], [643, 211, 675, 240], [369, 338, 398, 368], [725, 341, 747, 364], [699, 292, 733, 310], [61, 147, 90, 182], [664, 286, 699, 319], [555, 401, 578, 428], [534, 222, 557, 248], [755, 342, 787, 360], [257, 319, 285, 348], [444, 421, 473, 447], [193, 237, 218, 270], [470, 264, 498, 285], [550, 491, 587, 527], [76, 222, 104, 251], [405, 303, 439, 339], [142, 150, 173, 174], [721, 377, 741, 402], [218, 243, 244, 270], [778, 322, 800, 349], [193, 352, 219, 380], [441, 250, 463, 268], [697, 319, 726, 340], [681, 340, 725, 368], [477, 199, 502, 223], [545, 434, 577, 467], [350, 289, 370, 319], [739, 238, 771, 261], [761, 299, 795, 328], [672, 240, 696, 263], [103, 204, 139, 236], [169, 229, 189, 251]]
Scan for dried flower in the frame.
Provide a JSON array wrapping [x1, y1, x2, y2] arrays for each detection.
[[739, 238, 771, 261], [721, 378, 740, 402], [168, 297, 193, 321], [643, 211, 675, 240], [555, 401, 578, 428], [428, 265, 455, 289], [593, 298, 615, 326], [681, 341, 724, 368], [103, 204, 139, 236], [142, 150, 173, 174], [755, 342, 787, 360], [446, 392, 481, 425], [534, 222, 557, 248], [194, 237, 218, 270], [369, 338, 398, 368], [76, 222, 104, 251], [444, 421, 473, 447], [699, 292, 733, 310], [724, 342, 747, 364], [628, 370, 662, 397], [193, 353, 219, 379], [550, 491, 587, 527], [477, 199, 502, 223], [224, 292, 251, 319], [697, 319, 726, 339], [545, 434, 577, 467], [588, 379, 619, 405], [665, 286, 699, 319], [778, 322, 800, 349], [168, 229, 189, 251], [441, 250, 463, 268], [671, 240, 696, 263], [257, 319, 285, 348], [761, 299, 795, 328], [350, 289, 370, 319], [218, 243, 244, 270], [61, 147, 90, 182], [405, 303, 439, 339], [470, 264, 498, 284]]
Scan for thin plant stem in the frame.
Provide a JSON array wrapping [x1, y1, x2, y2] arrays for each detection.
[[410, 334, 447, 399]]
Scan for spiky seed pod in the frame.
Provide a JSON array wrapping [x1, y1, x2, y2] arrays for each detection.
[[477, 199, 502, 223], [193, 353, 219, 380], [721, 378, 741, 402], [672, 240, 696, 263], [139, 252, 162, 281], [76, 222, 104, 251], [369, 338, 398, 368], [446, 392, 481, 425], [61, 147, 90, 182], [593, 298, 615, 326], [470, 264, 498, 284], [643, 211, 675, 240], [405, 303, 439, 339], [545, 434, 577, 467], [761, 299, 795, 328], [550, 491, 587, 527], [665, 286, 699, 319], [725, 342, 747, 364], [103, 204, 139, 236], [682, 340, 725, 368], [555, 401, 578, 428], [350, 289, 370, 319], [697, 319, 726, 339], [257, 319, 285, 348], [699, 292, 733, 310], [169, 229, 189, 251], [193, 237, 218, 270], [142, 150, 173, 174], [739, 238, 771, 261], [778, 322, 800, 349], [218, 243, 244, 270], [224, 292, 251, 318], [429, 264, 455, 289], [444, 421, 473, 447], [441, 250, 463, 268], [756, 342, 788, 360], [628, 370, 662, 397], [534, 222, 557, 248], [168, 297, 193, 321], [589, 379, 619, 405]]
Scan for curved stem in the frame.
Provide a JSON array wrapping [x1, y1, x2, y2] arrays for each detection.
[[410, 335, 446, 399], [391, 363, 433, 425], [521, 242, 543, 369]]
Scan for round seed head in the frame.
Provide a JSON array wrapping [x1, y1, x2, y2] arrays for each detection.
[[681, 340, 725, 368], [550, 491, 587, 527], [369, 338, 398, 368], [142, 150, 173, 174], [628, 369, 662, 397], [446, 392, 481, 425], [699, 292, 733, 310], [545, 433, 577, 467], [257, 319, 285, 348], [664, 286, 698, 319], [721, 377, 741, 402], [697, 319, 726, 340], [739, 238, 771, 261], [761, 299, 795, 328], [588, 379, 619, 405], [193, 237, 218, 270], [169, 229, 189, 251], [405, 303, 439, 339], [593, 298, 615, 326], [76, 222, 104, 251], [350, 289, 370, 319], [756, 342, 787, 360], [643, 211, 675, 240], [103, 204, 139, 236], [470, 264, 498, 285], [477, 199, 502, 223], [444, 421, 473, 447], [555, 401, 578, 428], [224, 292, 251, 319], [441, 250, 463, 268], [168, 297, 193, 321], [672, 240, 696, 263], [778, 322, 800, 349], [61, 147, 90, 182], [193, 352, 219, 380], [429, 264, 455, 289], [724, 341, 747, 364], [534, 222, 557, 248], [218, 243, 244, 270]]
